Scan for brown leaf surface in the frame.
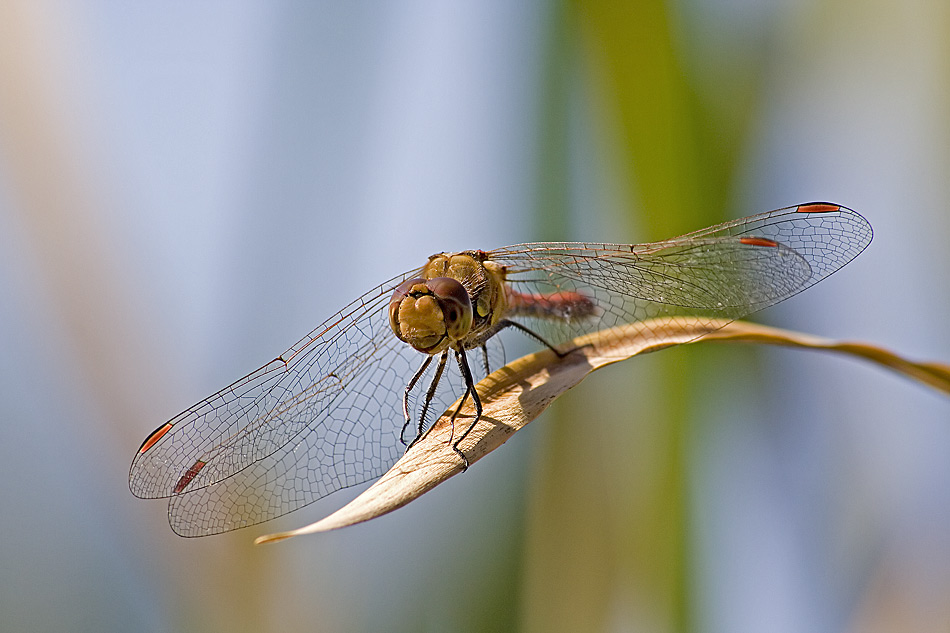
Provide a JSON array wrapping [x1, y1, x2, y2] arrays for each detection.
[[255, 318, 950, 544]]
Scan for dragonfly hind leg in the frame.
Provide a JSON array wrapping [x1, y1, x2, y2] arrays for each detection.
[[490, 319, 575, 358]]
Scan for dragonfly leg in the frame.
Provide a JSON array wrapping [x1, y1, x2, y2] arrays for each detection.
[[401, 355, 433, 445], [448, 374, 471, 449], [480, 343, 491, 377], [451, 347, 482, 471], [493, 319, 573, 358], [406, 351, 447, 450]]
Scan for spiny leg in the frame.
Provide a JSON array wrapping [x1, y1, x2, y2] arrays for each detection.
[[447, 360, 473, 445], [406, 350, 448, 450], [451, 347, 482, 470], [401, 355, 433, 445], [493, 318, 574, 358], [480, 343, 491, 377]]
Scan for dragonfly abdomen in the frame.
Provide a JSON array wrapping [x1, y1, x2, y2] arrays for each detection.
[[506, 289, 597, 321]]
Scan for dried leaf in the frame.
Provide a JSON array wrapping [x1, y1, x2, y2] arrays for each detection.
[[255, 318, 949, 543]]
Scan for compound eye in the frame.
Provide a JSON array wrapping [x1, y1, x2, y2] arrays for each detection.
[[389, 278, 426, 331], [425, 277, 473, 340]]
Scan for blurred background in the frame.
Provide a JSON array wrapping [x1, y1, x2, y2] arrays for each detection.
[[1, 1, 949, 631]]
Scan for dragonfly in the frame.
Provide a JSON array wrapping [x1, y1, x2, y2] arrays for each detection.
[[130, 202, 872, 537]]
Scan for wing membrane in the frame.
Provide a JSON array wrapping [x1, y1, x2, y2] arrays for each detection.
[[493, 203, 871, 351], [130, 203, 871, 536], [129, 270, 422, 501]]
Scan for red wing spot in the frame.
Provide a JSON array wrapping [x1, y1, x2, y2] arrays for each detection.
[[797, 203, 840, 214], [173, 460, 207, 494], [739, 237, 779, 247], [138, 422, 173, 454]]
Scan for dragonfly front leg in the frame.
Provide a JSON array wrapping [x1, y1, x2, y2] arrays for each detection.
[[406, 350, 448, 450], [401, 355, 433, 445]]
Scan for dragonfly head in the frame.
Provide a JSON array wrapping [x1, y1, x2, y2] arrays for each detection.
[[389, 277, 473, 354]]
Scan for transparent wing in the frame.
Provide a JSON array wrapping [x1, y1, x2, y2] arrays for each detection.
[[131, 202, 871, 537], [490, 203, 872, 350], [128, 272, 431, 513], [129, 266, 509, 537], [164, 335, 501, 536]]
